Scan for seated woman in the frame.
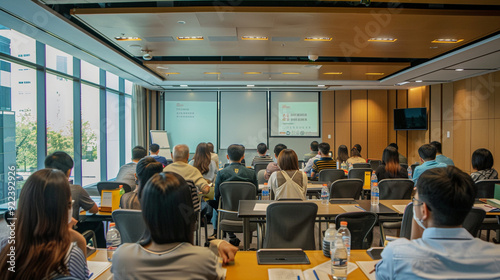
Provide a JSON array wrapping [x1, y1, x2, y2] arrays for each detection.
[[471, 148, 498, 182], [189, 142, 218, 183], [112, 172, 238, 279], [375, 146, 408, 181], [337, 145, 349, 165], [269, 149, 308, 200], [0, 169, 88, 279], [346, 146, 366, 165], [120, 156, 163, 210]]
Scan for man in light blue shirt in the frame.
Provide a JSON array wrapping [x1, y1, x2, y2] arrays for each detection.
[[376, 166, 500, 280], [430, 141, 455, 166], [412, 144, 447, 185]]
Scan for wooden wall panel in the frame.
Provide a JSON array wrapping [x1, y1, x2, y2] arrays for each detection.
[[351, 90, 367, 122], [322, 91, 335, 123], [334, 91, 351, 158], [442, 120, 454, 160], [396, 90, 408, 158], [495, 119, 500, 172], [367, 90, 388, 122], [471, 74, 495, 120], [495, 71, 500, 119], [335, 122, 351, 155], [453, 79, 470, 121], [322, 121, 335, 148], [407, 86, 429, 164], [429, 84, 442, 142], [367, 122, 388, 160], [442, 83, 454, 159], [351, 122, 368, 158], [388, 90, 397, 144]]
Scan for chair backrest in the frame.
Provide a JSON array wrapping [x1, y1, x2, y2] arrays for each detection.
[[348, 168, 372, 184], [264, 202, 318, 250], [475, 179, 500, 198], [410, 163, 420, 175], [257, 169, 267, 185], [335, 212, 378, 250], [399, 202, 413, 239], [329, 179, 363, 199], [369, 160, 381, 170], [112, 209, 146, 243], [298, 160, 306, 169], [97, 181, 132, 195], [378, 179, 414, 199], [318, 169, 345, 183], [462, 207, 486, 237], [400, 163, 408, 171], [220, 181, 257, 221], [353, 163, 371, 169], [254, 163, 269, 175], [82, 230, 97, 258]]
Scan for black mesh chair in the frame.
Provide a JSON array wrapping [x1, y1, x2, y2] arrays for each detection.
[[400, 202, 413, 239], [112, 209, 146, 244], [353, 163, 371, 169], [97, 182, 132, 195], [475, 179, 500, 198], [329, 179, 363, 200], [463, 208, 486, 237], [378, 179, 414, 200], [254, 163, 269, 176], [257, 169, 267, 185], [318, 169, 345, 183], [348, 168, 372, 184], [369, 160, 382, 170], [400, 163, 408, 171], [263, 202, 318, 250], [335, 212, 378, 249]]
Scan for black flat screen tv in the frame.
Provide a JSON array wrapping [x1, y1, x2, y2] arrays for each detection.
[[394, 107, 428, 130]]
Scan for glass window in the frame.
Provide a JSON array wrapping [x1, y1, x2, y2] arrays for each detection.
[[106, 71, 119, 91], [46, 73, 74, 175], [125, 96, 132, 162], [81, 84, 100, 186], [0, 26, 36, 63], [81, 60, 100, 84], [46, 45, 73, 75], [106, 91, 120, 179], [125, 79, 133, 95]]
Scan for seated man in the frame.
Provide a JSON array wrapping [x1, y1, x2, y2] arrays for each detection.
[[412, 144, 447, 184], [303, 142, 321, 176], [310, 142, 336, 178], [149, 143, 169, 167], [211, 144, 258, 245], [304, 140, 319, 162], [430, 141, 455, 166], [376, 166, 500, 279], [251, 142, 273, 166], [116, 146, 147, 191], [264, 143, 287, 180]]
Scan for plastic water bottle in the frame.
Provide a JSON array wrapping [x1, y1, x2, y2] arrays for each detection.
[[323, 223, 337, 257], [336, 160, 340, 169], [331, 233, 348, 280], [262, 183, 270, 200], [321, 184, 330, 205], [119, 185, 125, 196], [341, 161, 347, 171], [371, 171, 379, 206], [407, 165, 412, 179], [348, 162, 353, 171], [337, 221, 351, 258], [106, 223, 121, 261]]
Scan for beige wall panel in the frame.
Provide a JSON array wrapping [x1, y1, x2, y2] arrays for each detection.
[[351, 90, 367, 122], [489, 119, 495, 161], [495, 119, 500, 171], [367, 122, 388, 160], [388, 90, 397, 144], [430, 121, 442, 142], [453, 79, 470, 121], [453, 120, 471, 173], [442, 120, 454, 160], [442, 83, 454, 121], [367, 90, 388, 122], [495, 71, 500, 119], [471, 120, 489, 156], [407, 130, 427, 164], [335, 122, 351, 158], [408, 87, 425, 108], [322, 121, 335, 148], [397, 90, 408, 109], [470, 74, 493, 120], [335, 90, 351, 122], [430, 84, 442, 122], [351, 122, 368, 158], [322, 91, 335, 123], [396, 130, 408, 158]]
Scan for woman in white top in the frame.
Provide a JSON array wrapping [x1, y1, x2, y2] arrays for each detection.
[[269, 149, 308, 200], [189, 142, 217, 183], [347, 146, 366, 165]]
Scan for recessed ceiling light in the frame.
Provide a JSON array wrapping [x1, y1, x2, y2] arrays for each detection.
[[115, 36, 141, 41], [247, 85, 255, 87], [282, 72, 300, 75], [368, 38, 397, 42], [241, 36, 268, 40], [180, 85, 188, 87], [165, 72, 180, 75], [455, 68, 464, 71], [244, 72, 262, 74], [323, 72, 343, 75], [177, 20, 186, 24], [365, 73, 385, 75], [304, 37, 332, 41], [156, 66, 169, 70], [204, 72, 221, 74], [129, 44, 142, 48], [395, 81, 410, 86], [318, 85, 326, 87], [431, 38, 464, 44], [177, 36, 204, 41], [415, 80, 423, 83]]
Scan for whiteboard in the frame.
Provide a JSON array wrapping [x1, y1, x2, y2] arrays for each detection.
[[150, 130, 172, 159]]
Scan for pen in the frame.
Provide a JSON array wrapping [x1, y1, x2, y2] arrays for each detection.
[[313, 269, 320, 280], [297, 276, 300, 280], [355, 205, 365, 211], [88, 272, 94, 279]]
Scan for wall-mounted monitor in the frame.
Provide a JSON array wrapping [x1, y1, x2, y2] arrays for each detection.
[[394, 107, 428, 130]]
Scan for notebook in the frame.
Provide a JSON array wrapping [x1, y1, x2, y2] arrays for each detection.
[[257, 249, 310, 265]]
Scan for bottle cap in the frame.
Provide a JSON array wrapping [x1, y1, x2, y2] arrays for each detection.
[[322, 184, 327, 186], [341, 221, 348, 226], [109, 222, 116, 227], [264, 183, 268, 185], [119, 185, 123, 188]]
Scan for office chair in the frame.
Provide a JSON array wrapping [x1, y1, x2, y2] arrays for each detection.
[[348, 168, 372, 185], [318, 169, 345, 183], [475, 179, 500, 198], [353, 163, 371, 169], [335, 211, 378, 249], [329, 179, 363, 200], [112, 209, 146, 244], [378, 179, 414, 200], [254, 163, 268, 176], [463, 208, 486, 237], [369, 160, 382, 170]]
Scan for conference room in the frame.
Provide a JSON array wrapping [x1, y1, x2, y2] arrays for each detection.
[[1, 0, 500, 279]]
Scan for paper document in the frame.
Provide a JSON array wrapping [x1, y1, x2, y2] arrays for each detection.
[[269, 261, 358, 280], [340, 205, 365, 212], [268, 269, 304, 280], [474, 203, 498, 212], [87, 261, 111, 280], [392, 204, 407, 214], [253, 203, 270, 211], [356, 260, 379, 280]]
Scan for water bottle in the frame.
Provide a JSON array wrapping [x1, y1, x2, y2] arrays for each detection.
[[341, 161, 347, 171], [262, 183, 270, 200], [323, 223, 337, 257], [321, 184, 329, 205], [106, 223, 121, 261], [348, 162, 353, 171], [337, 221, 351, 258], [119, 185, 125, 196], [336, 160, 340, 169], [371, 171, 379, 206], [331, 233, 348, 280], [407, 165, 412, 179], [219, 161, 223, 169]]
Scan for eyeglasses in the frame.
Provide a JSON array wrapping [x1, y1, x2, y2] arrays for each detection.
[[412, 197, 424, 207]]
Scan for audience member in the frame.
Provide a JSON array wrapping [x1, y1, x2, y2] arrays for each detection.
[[303, 147, 321, 177], [375, 146, 408, 181], [207, 142, 219, 169], [388, 143, 408, 165], [471, 148, 498, 182], [112, 172, 238, 280], [149, 143, 169, 167], [189, 143, 218, 183], [264, 143, 287, 180], [164, 144, 210, 194], [354, 144, 362, 157], [412, 144, 447, 184], [430, 141, 454, 166], [304, 141, 319, 161], [211, 144, 257, 244], [336, 144, 349, 164], [116, 146, 147, 191], [251, 142, 273, 166], [0, 169, 88, 279], [376, 166, 500, 279], [347, 146, 366, 164], [311, 142, 336, 178], [120, 157, 163, 210], [269, 149, 307, 200]]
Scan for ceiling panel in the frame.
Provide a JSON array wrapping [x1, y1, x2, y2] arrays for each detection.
[[447, 51, 500, 70], [413, 69, 487, 81]]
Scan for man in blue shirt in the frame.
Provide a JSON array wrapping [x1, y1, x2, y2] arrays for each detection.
[[376, 166, 500, 280], [149, 143, 169, 167], [412, 144, 447, 184], [430, 141, 455, 166]]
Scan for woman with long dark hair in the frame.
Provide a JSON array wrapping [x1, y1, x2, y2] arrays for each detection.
[[189, 142, 217, 183], [0, 169, 88, 280], [375, 146, 408, 181], [337, 145, 349, 163]]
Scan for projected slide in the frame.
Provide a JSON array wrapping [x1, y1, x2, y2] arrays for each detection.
[[277, 102, 319, 136]]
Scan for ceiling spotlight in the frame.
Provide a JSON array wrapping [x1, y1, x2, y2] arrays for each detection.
[[247, 85, 255, 87], [308, 54, 319, 61], [141, 49, 153, 60], [415, 80, 423, 83], [177, 20, 186, 24], [455, 68, 464, 71], [180, 85, 188, 87], [318, 85, 326, 87], [395, 81, 410, 86]]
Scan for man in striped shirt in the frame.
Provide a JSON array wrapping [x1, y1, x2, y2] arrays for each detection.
[[311, 142, 336, 178]]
